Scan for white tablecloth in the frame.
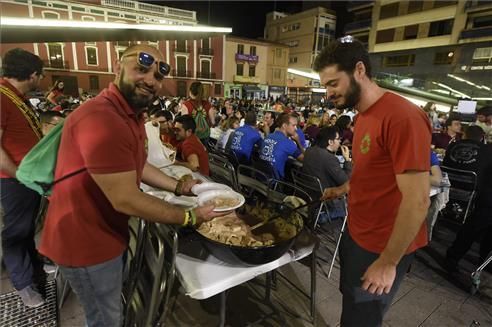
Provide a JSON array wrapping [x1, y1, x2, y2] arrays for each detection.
[[175, 230, 316, 300]]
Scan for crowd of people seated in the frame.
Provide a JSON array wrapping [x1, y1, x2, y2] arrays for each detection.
[[16, 58, 492, 276]]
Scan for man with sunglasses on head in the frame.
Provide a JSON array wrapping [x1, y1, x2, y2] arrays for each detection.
[[39, 45, 225, 327], [316, 37, 431, 326], [1, 48, 46, 308]]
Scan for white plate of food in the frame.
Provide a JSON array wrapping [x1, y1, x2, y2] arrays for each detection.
[[191, 182, 232, 195], [197, 189, 245, 212]]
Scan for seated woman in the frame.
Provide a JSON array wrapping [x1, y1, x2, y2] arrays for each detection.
[[46, 80, 65, 106], [216, 117, 240, 151]]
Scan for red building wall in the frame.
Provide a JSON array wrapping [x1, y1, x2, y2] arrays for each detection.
[[1, 1, 226, 98]]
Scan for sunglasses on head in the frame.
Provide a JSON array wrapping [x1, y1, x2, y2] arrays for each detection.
[[121, 51, 171, 77]]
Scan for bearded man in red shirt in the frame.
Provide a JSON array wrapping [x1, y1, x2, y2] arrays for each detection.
[[315, 37, 431, 326]]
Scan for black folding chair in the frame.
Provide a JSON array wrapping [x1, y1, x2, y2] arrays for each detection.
[[441, 166, 478, 224], [208, 153, 239, 191]]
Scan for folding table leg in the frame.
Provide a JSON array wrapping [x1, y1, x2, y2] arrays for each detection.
[[310, 247, 317, 324], [265, 272, 272, 301], [218, 291, 226, 327]]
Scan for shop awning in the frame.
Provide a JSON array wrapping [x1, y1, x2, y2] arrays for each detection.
[[243, 85, 262, 92]]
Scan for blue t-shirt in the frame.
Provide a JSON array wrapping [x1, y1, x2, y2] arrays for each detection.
[[430, 150, 440, 167], [230, 125, 262, 161], [296, 127, 308, 148], [259, 131, 302, 178]]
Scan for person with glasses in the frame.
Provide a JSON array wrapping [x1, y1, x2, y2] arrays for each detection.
[[315, 37, 431, 326], [0, 48, 46, 308], [303, 126, 352, 223], [38, 45, 225, 326], [151, 110, 178, 148]]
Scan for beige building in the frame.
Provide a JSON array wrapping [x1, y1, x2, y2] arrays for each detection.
[[345, 0, 492, 103], [264, 7, 336, 101], [224, 36, 289, 99]]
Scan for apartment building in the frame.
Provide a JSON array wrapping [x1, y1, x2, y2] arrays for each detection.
[[0, 0, 228, 98], [345, 0, 492, 102], [224, 36, 289, 99], [264, 7, 336, 101]]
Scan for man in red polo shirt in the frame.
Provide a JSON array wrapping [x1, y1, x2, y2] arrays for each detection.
[[174, 114, 210, 176], [0, 48, 46, 308], [39, 44, 223, 327], [315, 38, 431, 326]]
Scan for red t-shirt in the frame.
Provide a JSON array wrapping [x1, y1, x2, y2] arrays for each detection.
[[0, 79, 40, 178], [178, 134, 210, 176], [39, 83, 147, 267], [348, 92, 431, 254]]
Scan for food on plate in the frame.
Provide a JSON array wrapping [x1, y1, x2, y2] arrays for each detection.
[[198, 213, 272, 247], [205, 196, 241, 209]]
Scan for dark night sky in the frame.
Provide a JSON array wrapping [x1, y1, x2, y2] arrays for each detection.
[[145, 1, 351, 39]]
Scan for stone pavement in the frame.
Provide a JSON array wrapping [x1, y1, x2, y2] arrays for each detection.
[[1, 218, 491, 326]]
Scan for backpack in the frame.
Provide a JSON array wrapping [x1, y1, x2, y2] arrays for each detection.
[[16, 121, 85, 196], [191, 101, 210, 140]]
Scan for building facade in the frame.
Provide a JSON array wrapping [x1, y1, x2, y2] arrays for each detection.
[[0, 0, 227, 98], [345, 0, 492, 102], [224, 36, 288, 100], [264, 7, 336, 102]]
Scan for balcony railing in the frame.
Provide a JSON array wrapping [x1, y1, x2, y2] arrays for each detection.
[[344, 19, 372, 32], [234, 75, 260, 84], [174, 46, 191, 53], [172, 69, 192, 78], [199, 48, 214, 56], [43, 60, 70, 70], [465, 0, 492, 11], [346, 0, 374, 11], [459, 27, 492, 39], [197, 71, 216, 79]]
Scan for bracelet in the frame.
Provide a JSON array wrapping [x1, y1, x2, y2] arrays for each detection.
[[190, 209, 197, 227], [182, 210, 190, 226], [174, 180, 183, 196]]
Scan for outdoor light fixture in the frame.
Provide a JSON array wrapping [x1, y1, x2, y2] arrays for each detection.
[[432, 81, 471, 99], [1, 17, 232, 33], [287, 68, 320, 80]]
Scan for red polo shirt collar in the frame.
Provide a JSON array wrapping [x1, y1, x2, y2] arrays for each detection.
[[104, 83, 137, 118], [0, 78, 27, 100]]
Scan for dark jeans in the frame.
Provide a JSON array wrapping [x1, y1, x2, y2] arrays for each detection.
[[447, 205, 492, 263], [59, 254, 124, 327], [339, 231, 415, 327], [1, 178, 42, 290]]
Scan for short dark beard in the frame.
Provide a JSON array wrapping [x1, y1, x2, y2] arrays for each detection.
[[117, 69, 155, 111], [335, 75, 361, 109]]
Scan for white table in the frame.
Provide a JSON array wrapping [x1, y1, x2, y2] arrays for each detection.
[[175, 230, 316, 300], [173, 229, 318, 326]]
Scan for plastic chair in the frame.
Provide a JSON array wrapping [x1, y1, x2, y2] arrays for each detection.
[[440, 166, 478, 224], [208, 153, 239, 191]]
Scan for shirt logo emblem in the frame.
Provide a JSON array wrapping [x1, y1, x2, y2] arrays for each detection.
[[360, 133, 371, 154]]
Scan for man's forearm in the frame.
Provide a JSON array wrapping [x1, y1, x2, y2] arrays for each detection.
[[0, 147, 18, 178], [379, 195, 430, 265], [141, 162, 178, 191], [118, 188, 186, 225]]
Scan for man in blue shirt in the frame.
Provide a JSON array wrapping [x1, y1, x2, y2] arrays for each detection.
[[230, 111, 262, 163], [259, 113, 304, 178]]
